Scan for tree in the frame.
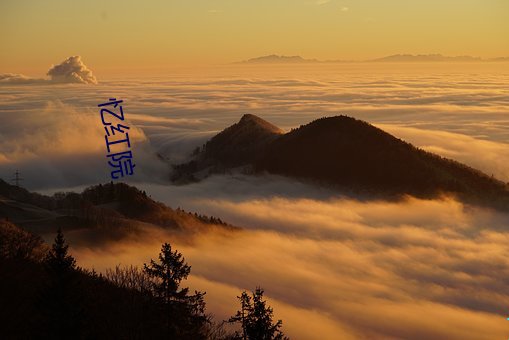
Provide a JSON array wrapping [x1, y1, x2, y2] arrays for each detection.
[[229, 288, 288, 340], [40, 228, 84, 339], [0, 220, 44, 260], [105, 264, 152, 292], [144, 242, 208, 339], [45, 228, 76, 274]]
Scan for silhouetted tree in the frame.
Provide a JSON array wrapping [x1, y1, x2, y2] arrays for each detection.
[[144, 242, 208, 339], [229, 288, 288, 340], [39, 228, 85, 339], [105, 264, 152, 292], [1, 223, 217, 339], [45, 228, 76, 273]]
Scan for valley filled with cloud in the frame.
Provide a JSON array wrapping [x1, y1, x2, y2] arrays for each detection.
[[1, 61, 509, 339]]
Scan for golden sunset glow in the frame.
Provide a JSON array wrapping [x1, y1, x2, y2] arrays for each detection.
[[1, 0, 508, 74], [2, 1, 509, 339]]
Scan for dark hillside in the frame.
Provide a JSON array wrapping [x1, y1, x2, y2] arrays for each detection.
[[256, 116, 509, 203], [174, 114, 509, 210]]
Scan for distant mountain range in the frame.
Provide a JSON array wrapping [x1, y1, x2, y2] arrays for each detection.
[[172, 114, 509, 210], [238, 54, 509, 64], [239, 55, 320, 64], [371, 54, 482, 62]]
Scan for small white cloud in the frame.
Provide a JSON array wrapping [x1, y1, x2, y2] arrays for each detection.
[[316, 0, 331, 5], [47, 56, 97, 84], [341, 6, 349, 12]]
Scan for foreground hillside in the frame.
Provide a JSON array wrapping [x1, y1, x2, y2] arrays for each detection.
[[0, 208, 286, 339]]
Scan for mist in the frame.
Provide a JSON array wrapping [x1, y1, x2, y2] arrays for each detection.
[[2, 63, 509, 190], [2, 63, 509, 339], [69, 183, 509, 340]]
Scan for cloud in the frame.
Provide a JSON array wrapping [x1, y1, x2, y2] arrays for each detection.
[[1, 62, 508, 194], [47, 56, 97, 84], [341, 6, 349, 11], [0, 73, 45, 84], [0, 56, 97, 85], [377, 124, 509, 181], [1, 58, 507, 340], [68, 180, 509, 340], [2, 64, 509, 190], [0, 100, 169, 189]]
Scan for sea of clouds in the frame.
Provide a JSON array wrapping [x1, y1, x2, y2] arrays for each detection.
[[2, 59, 509, 339], [1, 61, 508, 188], [72, 189, 509, 339]]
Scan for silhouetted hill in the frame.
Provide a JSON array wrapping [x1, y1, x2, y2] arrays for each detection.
[[174, 115, 509, 210], [204, 114, 282, 165], [172, 114, 283, 181], [0, 180, 235, 238], [0, 179, 55, 210]]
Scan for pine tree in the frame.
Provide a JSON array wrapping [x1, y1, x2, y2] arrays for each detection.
[[40, 228, 84, 340], [229, 288, 288, 340], [144, 242, 207, 339], [45, 228, 76, 275], [230, 291, 251, 340]]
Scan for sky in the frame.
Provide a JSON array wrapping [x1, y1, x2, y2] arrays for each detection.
[[1, 0, 508, 74]]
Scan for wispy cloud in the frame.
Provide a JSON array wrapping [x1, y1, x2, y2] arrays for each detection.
[[3, 63, 507, 339], [71, 181, 509, 340], [2, 65, 509, 188], [0, 100, 168, 188], [0, 73, 45, 84]]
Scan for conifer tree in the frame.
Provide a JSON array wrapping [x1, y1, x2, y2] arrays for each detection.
[[40, 228, 84, 340], [229, 288, 288, 340], [144, 242, 207, 339], [45, 228, 76, 274]]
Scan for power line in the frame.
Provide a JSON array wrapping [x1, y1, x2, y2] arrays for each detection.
[[11, 170, 23, 187]]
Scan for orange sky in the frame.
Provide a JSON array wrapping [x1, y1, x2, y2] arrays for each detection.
[[1, 0, 508, 75]]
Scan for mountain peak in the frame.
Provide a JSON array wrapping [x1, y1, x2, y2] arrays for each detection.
[[237, 114, 284, 134], [239, 113, 261, 123], [201, 114, 283, 166], [171, 115, 283, 177]]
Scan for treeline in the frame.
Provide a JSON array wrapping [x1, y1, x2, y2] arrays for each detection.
[[175, 207, 229, 226], [0, 180, 234, 235], [0, 221, 287, 340]]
